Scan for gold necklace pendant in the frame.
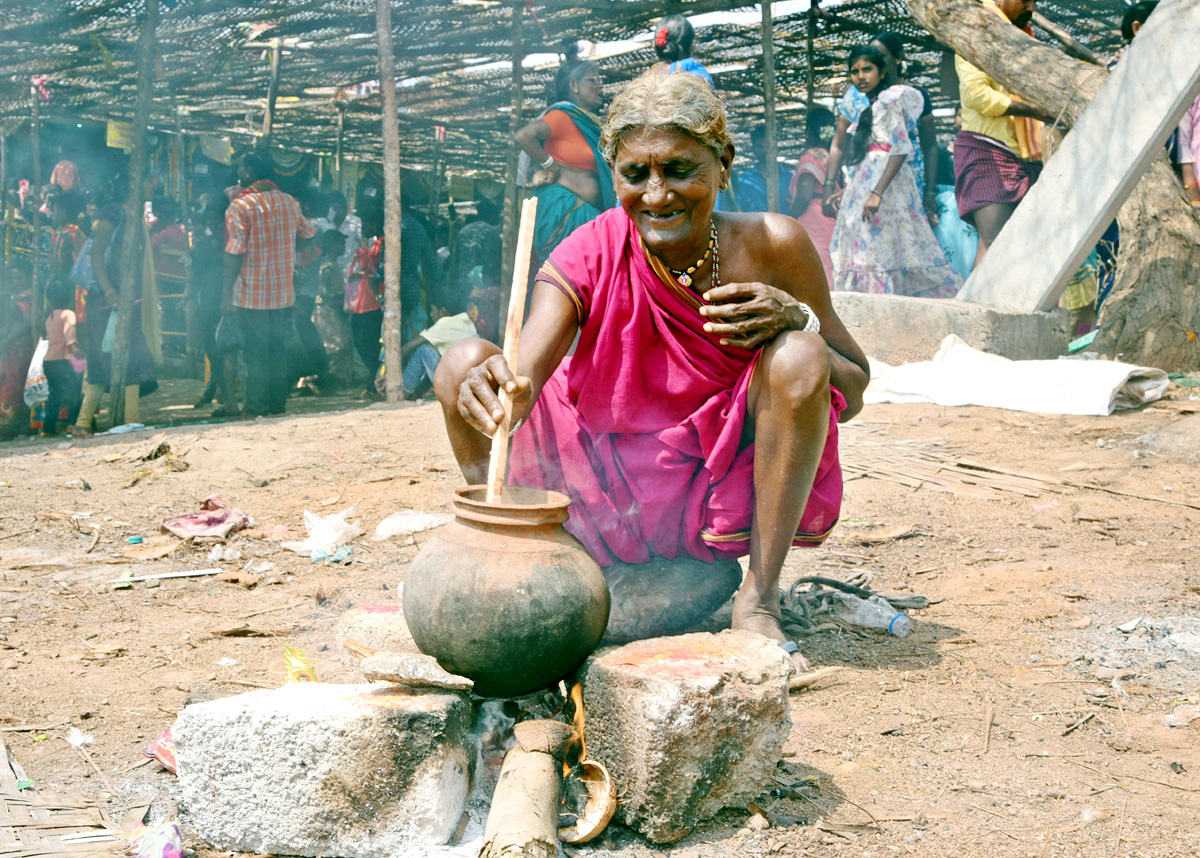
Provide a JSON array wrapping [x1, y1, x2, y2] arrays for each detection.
[[668, 224, 716, 287]]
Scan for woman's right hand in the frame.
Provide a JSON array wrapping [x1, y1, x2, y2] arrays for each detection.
[[821, 187, 843, 218], [528, 165, 560, 188], [458, 354, 533, 436]]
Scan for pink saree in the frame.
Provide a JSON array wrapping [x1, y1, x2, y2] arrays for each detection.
[[508, 208, 845, 567]]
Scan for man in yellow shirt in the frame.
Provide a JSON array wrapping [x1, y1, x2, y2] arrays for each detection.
[[953, 0, 1054, 270]]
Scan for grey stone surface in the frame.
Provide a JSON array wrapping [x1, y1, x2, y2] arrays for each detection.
[[602, 556, 742, 644], [175, 682, 475, 858], [832, 292, 1069, 366], [332, 601, 419, 682], [579, 630, 791, 844], [361, 651, 474, 691]]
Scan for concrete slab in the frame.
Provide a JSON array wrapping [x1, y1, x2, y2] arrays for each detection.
[[175, 682, 475, 858], [832, 292, 1069, 365], [332, 602, 419, 682], [957, 0, 1200, 311]]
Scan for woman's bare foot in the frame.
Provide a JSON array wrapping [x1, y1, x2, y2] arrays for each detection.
[[732, 586, 811, 673]]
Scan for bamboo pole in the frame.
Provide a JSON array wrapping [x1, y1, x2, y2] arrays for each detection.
[[30, 86, 41, 339], [500, 0, 524, 302], [376, 0, 404, 403], [486, 196, 537, 505], [0, 134, 7, 296], [806, 1, 818, 114], [335, 100, 346, 193], [107, 0, 158, 427], [761, 0, 780, 214], [262, 39, 281, 145]]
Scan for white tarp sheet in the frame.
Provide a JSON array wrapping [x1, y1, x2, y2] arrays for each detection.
[[864, 335, 1169, 416]]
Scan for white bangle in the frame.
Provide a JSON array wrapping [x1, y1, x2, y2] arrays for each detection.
[[539, 154, 554, 169], [796, 301, 820, 334]]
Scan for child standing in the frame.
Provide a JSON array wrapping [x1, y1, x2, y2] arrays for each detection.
[[42, 279, 83, 436]]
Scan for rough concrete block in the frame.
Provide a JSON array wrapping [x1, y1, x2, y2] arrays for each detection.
[[333, 601, 419, 681], [831, 292, 1069, 366], [579, 630, 791, 843], [175, 682, 475, 858]]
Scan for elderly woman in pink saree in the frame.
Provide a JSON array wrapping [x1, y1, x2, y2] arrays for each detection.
[[436, 67, 869, 671]]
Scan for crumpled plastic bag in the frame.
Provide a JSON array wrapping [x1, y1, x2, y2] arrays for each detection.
[[283, 507, 363, 556], [161, 495, 250, 540], [372, 509, 453, 541], [129, 819, 183, 858]]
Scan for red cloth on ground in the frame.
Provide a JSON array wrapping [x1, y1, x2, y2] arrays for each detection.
[[508, 208, 845, 567]]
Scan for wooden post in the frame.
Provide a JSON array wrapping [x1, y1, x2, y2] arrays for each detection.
[[500, 0, 524, 300], [761, 0, 780, 214], [376, 0, 404, 403], [30, 86, 42, 339], [107, 0, 158, 426], [0, 134, 7, 297], [262, 39, 281, 145], [429, 131, 440, 223], [335, 101, 347, 193], [806, 1, 818, 114]]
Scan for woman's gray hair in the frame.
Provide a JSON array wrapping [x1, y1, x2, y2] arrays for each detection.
[[600, 66, 731, 166]]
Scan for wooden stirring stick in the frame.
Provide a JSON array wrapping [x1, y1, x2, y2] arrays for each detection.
[[486, 196, 539, 504]]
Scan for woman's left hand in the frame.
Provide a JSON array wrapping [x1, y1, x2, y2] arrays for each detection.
[[700, 282, 813, 350], [861, 190, 882, 221]]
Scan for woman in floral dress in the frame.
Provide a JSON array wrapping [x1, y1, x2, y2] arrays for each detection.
[[829, 46, 961, 298]]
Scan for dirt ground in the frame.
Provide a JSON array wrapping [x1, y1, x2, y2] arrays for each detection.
[[2, 379, 1200, 858]]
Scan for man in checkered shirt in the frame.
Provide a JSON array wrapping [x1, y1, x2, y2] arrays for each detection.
[[222, 153, 316, 417]]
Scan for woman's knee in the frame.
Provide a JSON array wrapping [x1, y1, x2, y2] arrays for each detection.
[[433, 338, 500, 405], [760, 330, 832, 408]]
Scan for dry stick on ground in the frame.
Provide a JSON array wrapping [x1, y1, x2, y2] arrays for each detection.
[[980, 703, 995, 754], [1114, 794, 1128, 855], [1061, 711, 1095, 736], [789, 666, 843, 692]]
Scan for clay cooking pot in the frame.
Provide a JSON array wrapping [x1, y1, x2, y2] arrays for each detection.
[[403, 485, 610, 698]]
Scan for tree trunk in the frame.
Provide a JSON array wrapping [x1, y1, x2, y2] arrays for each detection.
[[907, 0, 1200, 371]]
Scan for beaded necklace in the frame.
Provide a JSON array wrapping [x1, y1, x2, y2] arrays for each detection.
[[666, 221, 718, 287]]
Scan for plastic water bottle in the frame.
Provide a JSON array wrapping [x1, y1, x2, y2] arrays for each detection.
[[832, 593, 912, 637]]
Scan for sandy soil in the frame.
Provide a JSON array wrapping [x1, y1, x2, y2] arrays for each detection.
[[2, 382, 1199, 858]]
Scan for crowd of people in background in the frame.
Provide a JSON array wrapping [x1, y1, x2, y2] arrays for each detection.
[[1, 1, 1196, 442], [0, 142, 504, 440]]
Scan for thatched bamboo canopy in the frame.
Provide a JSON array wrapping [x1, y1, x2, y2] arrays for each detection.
[[0, 0, 1131, 176]]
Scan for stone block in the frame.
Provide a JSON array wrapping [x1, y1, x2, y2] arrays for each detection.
[[175, 682, 475, 858], [579, 630, 790, 843], [332, 601, 419, 681], [831, 291, 1069, 365], [602, 556, 742, 644]]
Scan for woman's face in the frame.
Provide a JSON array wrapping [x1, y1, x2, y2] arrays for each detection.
[[613, 126, 732, 259], [850, 57, 882, 95], [571, 68, 605, 112]]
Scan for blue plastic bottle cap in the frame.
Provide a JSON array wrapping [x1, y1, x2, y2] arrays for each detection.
[[888, 613, 912, 637]]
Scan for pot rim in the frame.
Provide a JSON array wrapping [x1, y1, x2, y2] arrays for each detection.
[[454, 484, 572, 526]]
